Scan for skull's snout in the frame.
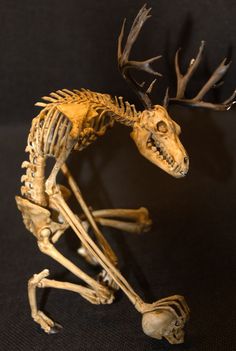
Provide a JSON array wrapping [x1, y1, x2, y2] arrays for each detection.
[[181, 154, 189, 176]]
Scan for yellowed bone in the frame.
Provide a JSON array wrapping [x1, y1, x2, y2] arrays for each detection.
[[16, 86, 190, 342], [15, 5, 196, 343]]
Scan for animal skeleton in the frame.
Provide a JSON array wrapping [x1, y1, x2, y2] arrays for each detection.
[[15, 5, 235, 344]]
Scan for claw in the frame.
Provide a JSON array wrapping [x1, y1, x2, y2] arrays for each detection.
[[33, 310, 62, 334], [48, 322, 63, 334]]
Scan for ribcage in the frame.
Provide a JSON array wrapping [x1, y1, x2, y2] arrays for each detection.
[[75, 110, 114, 151], [33, 106, 72, 158]]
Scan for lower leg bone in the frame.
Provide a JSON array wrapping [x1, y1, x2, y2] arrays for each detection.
[[60, 163, 118, 265], [50, 192, 143, 308], [21, 164, 189, 342], [28, 268, 114, 334], [28, 269, 62, 334], [49, 192, 190, 344], [37, 235, 113, 302]]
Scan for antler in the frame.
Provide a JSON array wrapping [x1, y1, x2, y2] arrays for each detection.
[[166, 41, 236, 111], [118, 4, 162, 110]]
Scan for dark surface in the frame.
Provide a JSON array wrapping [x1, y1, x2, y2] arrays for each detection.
[[1, 108, 236, 351], [0, 1, 236, 351], [0, 0, 236, 122]]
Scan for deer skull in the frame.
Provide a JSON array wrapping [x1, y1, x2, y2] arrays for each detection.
[[131, 105, 189, 178]]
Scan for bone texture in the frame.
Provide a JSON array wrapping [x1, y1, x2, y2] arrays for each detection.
[[16, 85, 190, 343], [15, 3, 235, 345]]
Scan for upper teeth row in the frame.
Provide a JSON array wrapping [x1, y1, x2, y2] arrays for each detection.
[[147, 137, 175, 167]]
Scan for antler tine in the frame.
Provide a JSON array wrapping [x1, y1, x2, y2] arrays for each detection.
[[118, 4, 162, 109], [175, 40, 205, 99], [118, 4, 151, 64], [223, 89, 236, 109], [168, 41, 236, 111], [163, 87, 169, 108], [194, 57, 231, 100]]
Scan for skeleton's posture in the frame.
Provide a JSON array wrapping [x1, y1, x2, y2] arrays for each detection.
[[16, 5, 235, 344]]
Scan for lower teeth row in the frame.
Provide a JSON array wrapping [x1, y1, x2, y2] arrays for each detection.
[[147, 138, 175, 167]]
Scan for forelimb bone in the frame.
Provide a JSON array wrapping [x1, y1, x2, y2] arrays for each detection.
[[17, 164, 189, 342], [49, 192, 141, 306], [49, 191, 190, 343], [91, 207, 152, 234], [61, 163, 152, 234], [60, 163, 118, 266], [78, 207, 152, 288], [61, 163, 152, 280], [45, 138, 75, 196]]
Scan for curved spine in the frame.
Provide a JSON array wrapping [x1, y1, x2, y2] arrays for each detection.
[[36, 89, 141, 127], [21, 114, 47, 206], [21, 107, 72, 206]]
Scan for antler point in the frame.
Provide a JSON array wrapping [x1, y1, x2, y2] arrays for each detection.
[[117, 5, 160, 109]]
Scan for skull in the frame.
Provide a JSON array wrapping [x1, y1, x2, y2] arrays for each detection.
[[142, 308, 185, 344], [131, 105, 189, 178]]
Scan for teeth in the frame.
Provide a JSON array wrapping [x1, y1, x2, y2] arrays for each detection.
[[146, 135, 180, 169], [175, 165, 181, 172]]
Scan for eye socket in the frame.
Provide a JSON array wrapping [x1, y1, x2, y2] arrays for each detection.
[[156, 120, 168, 133]]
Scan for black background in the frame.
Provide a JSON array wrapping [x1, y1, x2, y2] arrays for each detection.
[[0, 1, 236, 350]]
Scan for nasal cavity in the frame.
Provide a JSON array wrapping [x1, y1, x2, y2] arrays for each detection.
[[184, 156, 188, 164]]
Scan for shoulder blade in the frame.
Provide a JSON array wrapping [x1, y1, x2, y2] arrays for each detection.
[[57, 102, 90, 139]]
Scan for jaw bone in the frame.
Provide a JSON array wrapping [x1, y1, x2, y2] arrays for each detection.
[[146, 133, 189, 177], [130, 104, 189, 179]]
